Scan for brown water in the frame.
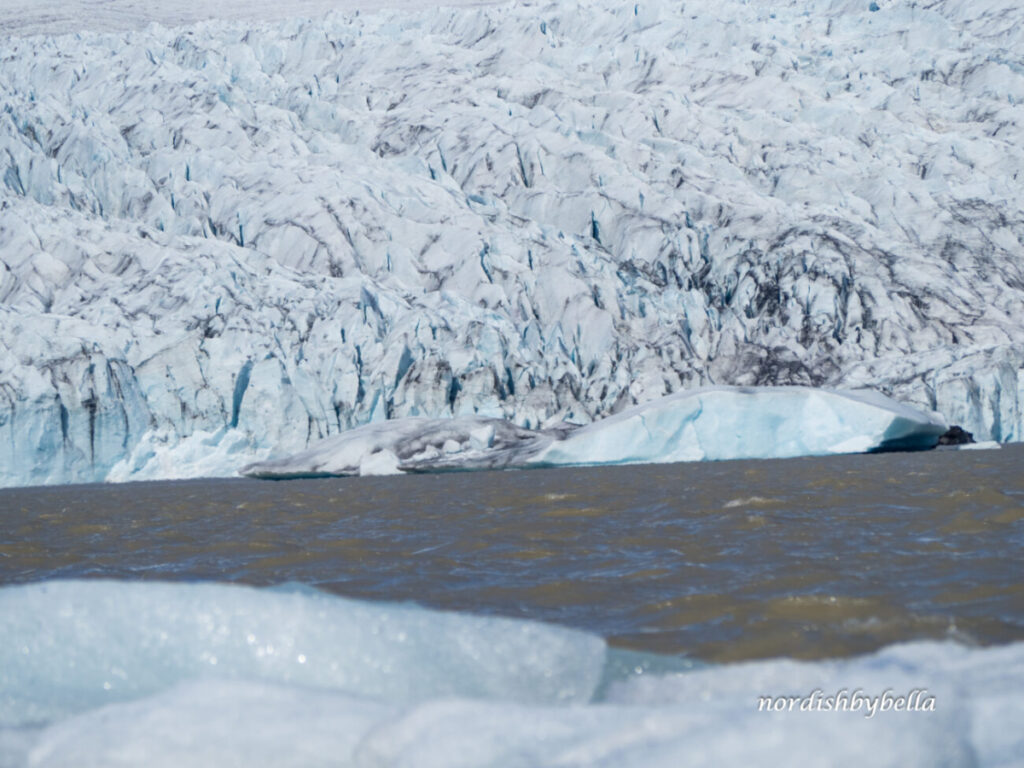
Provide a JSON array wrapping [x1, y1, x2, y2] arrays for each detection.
[[2, 445, 1022, 662]]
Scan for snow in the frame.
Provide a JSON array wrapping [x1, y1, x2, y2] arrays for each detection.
[[1, 580, 1022, 767], [1, 0, 1023, 487], [241, 385, 948, 477]]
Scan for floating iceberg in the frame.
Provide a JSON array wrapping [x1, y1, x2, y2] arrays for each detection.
[[240, 416, 564, 478], [1, 580, 1021, 767], [526, 386, 949, 468], [242, 386, 947, 478]]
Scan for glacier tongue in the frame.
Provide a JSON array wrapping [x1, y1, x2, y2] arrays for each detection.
[[1, 0, 1023, 486], [241, 386, 947, 477]]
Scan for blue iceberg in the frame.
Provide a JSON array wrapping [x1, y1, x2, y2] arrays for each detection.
[[526, 386, 949, 468]]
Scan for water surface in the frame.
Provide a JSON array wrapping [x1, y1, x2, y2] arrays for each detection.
[[2, 445, 1022, 661]]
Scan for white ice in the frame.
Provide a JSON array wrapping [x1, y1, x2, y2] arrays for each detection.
[[0, 580, 605, 728], [955, 440, 1002, 451], [1, 0, 1023, 488], [242, 385, 948, 477], [240, 414, 548, 477], [1, 580, 1021, 767], [0, 0, 497, 38]]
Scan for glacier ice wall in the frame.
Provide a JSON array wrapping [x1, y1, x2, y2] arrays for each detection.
[[1, 0, 1023, 485]]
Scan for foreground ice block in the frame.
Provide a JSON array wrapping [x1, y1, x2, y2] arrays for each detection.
[[19, 680, 396, 768], [0, 580, 606, 727], [242, 386, 947, 478], [526, 386, 949, 468], [2, 580, 1022, 767]]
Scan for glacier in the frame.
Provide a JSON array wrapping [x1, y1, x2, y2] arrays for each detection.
[[1, 0, 1024, 486], [1, 579, 1022, 767], [241, 385, 949, 477]]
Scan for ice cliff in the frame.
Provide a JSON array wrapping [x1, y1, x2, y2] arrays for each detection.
[[1, 0, 1023, 486]]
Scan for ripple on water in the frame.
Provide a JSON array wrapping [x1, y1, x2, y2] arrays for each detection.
[[1, 445, 1023, 661]]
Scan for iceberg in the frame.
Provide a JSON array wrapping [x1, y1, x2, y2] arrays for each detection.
[[241, 386, 947, 477], [240, 416, 558, 478], [1, 580, 1022, 767], [526, 386, 949, 468]]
